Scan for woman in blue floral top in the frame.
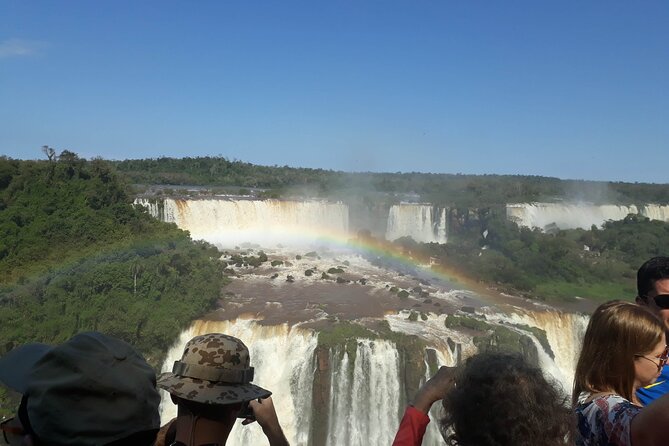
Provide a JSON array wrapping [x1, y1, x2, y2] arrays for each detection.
[[573, 300, 669, 446]]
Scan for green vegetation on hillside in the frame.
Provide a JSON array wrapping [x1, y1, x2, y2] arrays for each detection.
[[114, 156, 669, 206], [401, 213, 669, 301], [0, 153, 226, 366]]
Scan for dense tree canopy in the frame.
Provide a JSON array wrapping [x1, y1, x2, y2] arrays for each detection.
[[401, 212, 669, 302], [0, 154, 226, 367]]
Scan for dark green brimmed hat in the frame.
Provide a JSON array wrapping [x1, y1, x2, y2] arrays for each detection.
[[0, 332, 161, 446]]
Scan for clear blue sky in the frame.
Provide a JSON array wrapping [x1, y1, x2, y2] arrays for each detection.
[[1, 1, 667, 183]]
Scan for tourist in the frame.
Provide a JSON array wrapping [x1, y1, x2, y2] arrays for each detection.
[[0, 331, 161, 446], [635, 256, 669, 404], [392, 352, 573, 446], [156, 333, 289, 446], [574, 300, 669, 445]]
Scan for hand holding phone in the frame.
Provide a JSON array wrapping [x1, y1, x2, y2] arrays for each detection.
[[238, 399, 257, 421]]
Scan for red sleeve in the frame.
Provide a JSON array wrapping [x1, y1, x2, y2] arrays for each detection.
[[392, 406, 431, 446]]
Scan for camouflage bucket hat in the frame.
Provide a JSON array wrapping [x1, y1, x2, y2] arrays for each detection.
[[157, 333, 271, 405]]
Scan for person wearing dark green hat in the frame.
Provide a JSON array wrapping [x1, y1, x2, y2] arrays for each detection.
[[0, 331, 161, 446]]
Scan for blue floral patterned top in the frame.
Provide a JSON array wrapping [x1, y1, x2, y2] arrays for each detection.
[[575, 392, 641, 446]]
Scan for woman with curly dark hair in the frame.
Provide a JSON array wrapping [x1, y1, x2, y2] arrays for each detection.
[[573, 300, 669, 446], [391, 352, 574, 446]]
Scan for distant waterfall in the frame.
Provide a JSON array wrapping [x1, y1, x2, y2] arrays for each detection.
[[386, 204, 448, 244], [506, 202, 669, 231], [134, 198, 349, 246], [134, 198, 166, 220], [642, 205, 669, 222]]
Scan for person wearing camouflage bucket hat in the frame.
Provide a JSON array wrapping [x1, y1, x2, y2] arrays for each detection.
[[158, 332, 271, 404], [156, 333, 289, 446]]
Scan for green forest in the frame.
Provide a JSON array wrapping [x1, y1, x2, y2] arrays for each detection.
[[114, 156, 669, 206], [392, 212, 669, 302], [0, 153, 226, 367]]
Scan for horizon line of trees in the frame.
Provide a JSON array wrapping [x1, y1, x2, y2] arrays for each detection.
[[110, 156, 669, 207]]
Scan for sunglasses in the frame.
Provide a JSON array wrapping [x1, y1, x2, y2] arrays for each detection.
[[647, 294, 669, 309], [635, 345, 669, 372]]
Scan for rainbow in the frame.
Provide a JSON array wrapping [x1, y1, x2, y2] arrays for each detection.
[[186, 223, 499, 301], [137, 197, 490, 295], [1, 237, 169, 286], [8, 220, 498, 306]]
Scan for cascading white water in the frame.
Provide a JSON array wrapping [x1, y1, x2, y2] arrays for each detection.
[[134, 198, 349, 246], [386, 308, 587, 397], [136, 197, 459, 246], [386, 204, 448, 244], [641, 204, 669, 222], [134, 197, 168, 221], [159, 310, 587, 445], [384, 312, 475, 365], [159, 319, 318, 446], [506, 202, 669, 231], [326, 348, 352, 446], [477, 308, 589, 395], [506, 309, 589, 392], [421, 350, 450, 446], [325, 339, 401, 446], [162, 320, 410, 446]]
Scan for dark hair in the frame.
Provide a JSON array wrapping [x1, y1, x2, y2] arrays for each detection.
[[440, 353, 573, 446], [637, 256, 669, 298]]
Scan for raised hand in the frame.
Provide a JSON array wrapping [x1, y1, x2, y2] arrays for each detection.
[[243, 397, 290, 446], [412, 366, 458, 414]]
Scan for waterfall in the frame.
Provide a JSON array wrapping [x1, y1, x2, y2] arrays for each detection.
[[421, 350, 450, 446], [512, 309, 589, 393], [325, 339, 401, 446], [159, 319, 318, 445], [386, 308, 587, 397], [485, 309, 589, 393], [159, 312, 587, 445], [506, 202, 669, 231], [384, 312, 474, 364], [134, 198, 349, 246], [506, 203, 638, 230], [325, 349, 352, 446], [161, 320, 412, 446], [641, 204, 669, 222], [134, 197, 167, 221], [386, 204, 448, 244]]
